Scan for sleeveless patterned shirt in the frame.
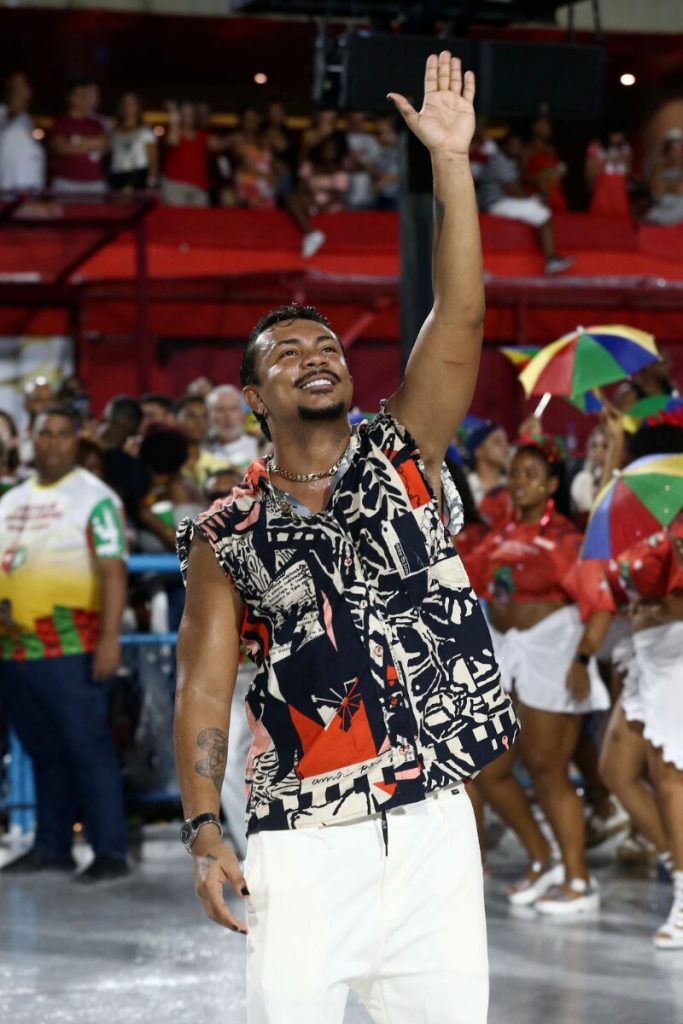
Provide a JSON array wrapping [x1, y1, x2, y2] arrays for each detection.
[[177, 407, 518, 835]]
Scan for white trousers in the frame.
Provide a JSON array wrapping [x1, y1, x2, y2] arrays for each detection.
[[244, 787, 488, 1024]]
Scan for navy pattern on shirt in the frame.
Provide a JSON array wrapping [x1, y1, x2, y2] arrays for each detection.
[[177, 407, 519, 836]]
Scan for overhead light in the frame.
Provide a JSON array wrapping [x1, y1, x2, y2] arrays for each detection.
[[620, 73, 636, 87], [254, 72, 268, 85]]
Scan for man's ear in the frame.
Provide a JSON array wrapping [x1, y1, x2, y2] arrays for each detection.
[[242, 385, 266, 418]]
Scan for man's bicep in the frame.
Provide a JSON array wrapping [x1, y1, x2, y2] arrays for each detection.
[[177, 535, 243, 705]]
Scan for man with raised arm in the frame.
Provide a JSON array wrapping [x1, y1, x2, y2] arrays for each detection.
[[175, 53, 518, 1024]]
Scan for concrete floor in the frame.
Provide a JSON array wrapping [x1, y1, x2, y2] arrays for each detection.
[[1, 827, 681, 1024]]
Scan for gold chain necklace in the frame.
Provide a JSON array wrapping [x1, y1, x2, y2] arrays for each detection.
[[268, 441, 350, 483]]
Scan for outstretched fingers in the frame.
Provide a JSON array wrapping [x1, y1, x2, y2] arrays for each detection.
[[424, 52, 439, 93], [387, 92, 418, 131], [437, 50, 451, 91], [449, 55, 462, 93], [462, 68, 476, 104]]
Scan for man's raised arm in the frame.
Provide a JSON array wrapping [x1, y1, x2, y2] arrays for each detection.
[[174, 536, 249, 933], [386, 51, 484, 468]]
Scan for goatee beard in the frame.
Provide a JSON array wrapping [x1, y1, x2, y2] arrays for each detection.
[[297, 402, 347, 425]]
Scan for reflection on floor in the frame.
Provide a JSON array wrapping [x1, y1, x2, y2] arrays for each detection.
[[1, 826, 681, 1024]]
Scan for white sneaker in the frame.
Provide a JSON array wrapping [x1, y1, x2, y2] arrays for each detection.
[[536, 877, 600, 917], [654, 871, 683, 950], [302, 230, 326, 259], [545, 255, 575, 276], [508, 860, 563, 907], [586, 799, 630, 848]]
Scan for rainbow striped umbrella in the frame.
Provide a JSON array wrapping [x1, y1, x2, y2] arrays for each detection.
[[581, 453, 683, 559], [519, 325, 660, 398], [623, 394, 683, 432]]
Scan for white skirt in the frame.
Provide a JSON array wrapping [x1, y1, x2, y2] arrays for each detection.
[[612, 635, 644, 725], [631, 621, 683, 770], [489, 605, 611, 715]]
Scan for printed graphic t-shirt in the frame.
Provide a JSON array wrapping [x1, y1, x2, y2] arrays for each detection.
[[0, 468, 126, 660]]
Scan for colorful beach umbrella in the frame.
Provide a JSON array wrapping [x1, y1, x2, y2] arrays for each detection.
[[581, 453, 683, 560], [566, 391, 604, 415], [623, 394, 683, 432], [519, 325, 660, 398]]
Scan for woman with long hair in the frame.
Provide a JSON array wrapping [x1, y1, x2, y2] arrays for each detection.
[[467, 435, 612, 915]]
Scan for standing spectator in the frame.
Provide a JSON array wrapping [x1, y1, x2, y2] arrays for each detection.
[[345, 110, 381, 210], [231, 108, 277, 209], [0, 405, 129, 880], [136, 426, 202, 553], [570, 425, 609, 517], [263, 100, 298, 205], [300, 107, 341, 158], [205, 385, 258, 469], [0, 410, 20, 494], [0, 71, 45, 191], [176, 395, 226, 490], [646, 131, 683, 227], [585, 129, 632, 216], [374, 114, 401, 209], [109, 92, 158, 194], [478, 130, 573, 275], [50, 79, 109, 195], [161, 101, 230, 207], [524, 115, 567, 213], [97, 395, 150, 523], [297, 137, 350, 214]]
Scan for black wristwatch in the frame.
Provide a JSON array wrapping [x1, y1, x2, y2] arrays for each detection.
[[574, 652, 590, 666], [180, 812, 223, 852]]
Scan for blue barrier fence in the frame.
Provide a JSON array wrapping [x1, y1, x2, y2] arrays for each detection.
[[1, 553, 181, 836]]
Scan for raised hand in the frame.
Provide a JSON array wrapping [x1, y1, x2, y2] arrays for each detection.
[[388, 51, 476, 157]]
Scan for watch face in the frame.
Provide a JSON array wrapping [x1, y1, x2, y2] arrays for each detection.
[[180, 821, 192, 845]]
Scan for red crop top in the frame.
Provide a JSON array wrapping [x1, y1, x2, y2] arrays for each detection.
[[465, 505, 582, 605]]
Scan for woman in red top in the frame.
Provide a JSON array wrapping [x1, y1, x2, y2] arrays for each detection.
[[594, 417, 683, 948], [161, 101, 231, 207], [523, 116, 568, 214], [467, 437, 611, 914]]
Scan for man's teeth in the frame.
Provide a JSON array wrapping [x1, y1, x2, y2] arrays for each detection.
[[302, 379, 333, 389]]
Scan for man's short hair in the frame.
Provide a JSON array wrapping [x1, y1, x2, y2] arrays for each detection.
[[141, 392, 175, 414], [39, 403, 81, 430], [240, 303, 334, 440], [106, 395, 143, 430], [175, 394, 205, 414]]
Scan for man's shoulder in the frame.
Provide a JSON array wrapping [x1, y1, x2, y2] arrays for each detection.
[[0, 475, 31, 510], [69, 468, 123, 513], [195, 461, 267, 535]]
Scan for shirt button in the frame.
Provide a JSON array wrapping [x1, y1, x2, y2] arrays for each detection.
[[374, 645, 383, 657], [344, 558, 353, 567]]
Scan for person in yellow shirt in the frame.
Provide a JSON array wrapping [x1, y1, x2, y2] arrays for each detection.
[[0, 404, 129, 882]]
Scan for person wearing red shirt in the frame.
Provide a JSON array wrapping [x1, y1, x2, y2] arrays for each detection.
[[466, 436, 611, 915], [524, 115, 568, 214], [50, 79, 109, 195], [161, 101, 231, 207]]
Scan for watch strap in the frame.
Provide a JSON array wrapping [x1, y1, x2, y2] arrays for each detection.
[[182, 812, 222, 852]]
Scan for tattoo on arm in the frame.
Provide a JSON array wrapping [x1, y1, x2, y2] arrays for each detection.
[[194, 728, 228, 794]]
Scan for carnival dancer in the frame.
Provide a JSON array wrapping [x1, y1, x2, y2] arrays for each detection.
[[174, 53, 518, 1024], [466, 436, 611, 915], [595, 415, 683, 948]]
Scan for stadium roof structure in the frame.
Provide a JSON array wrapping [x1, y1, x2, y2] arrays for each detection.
[[230, 0, 573, 24]]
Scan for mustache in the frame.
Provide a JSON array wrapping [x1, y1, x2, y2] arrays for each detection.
[[295, 370, 341, 388]]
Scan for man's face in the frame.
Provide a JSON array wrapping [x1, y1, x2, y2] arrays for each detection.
[[479, 428, 509, 471], [84, 83, 100, 114], [7, 72, 31, 109], [177, 400, 209, 444], [24, 380, 55, 420], [33, 413, 78, 480], [208, 391, 246, 444], [141, 401, 175, 432], [243, 319, 353, 440]]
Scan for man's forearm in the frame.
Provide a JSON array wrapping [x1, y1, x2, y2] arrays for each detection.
[[431, 152, 485, 329], [174, 687, 230, 820], [98, 559, 127, 638]]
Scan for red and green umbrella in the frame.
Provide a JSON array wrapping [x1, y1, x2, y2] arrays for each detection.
[[519, 325, 660, 399], [581, 453, 683, 560]]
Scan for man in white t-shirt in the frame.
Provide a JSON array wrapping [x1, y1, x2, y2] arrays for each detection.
[[0, 71, 46, 191], [478, 131, 573, 275], [0, 404, 129, 881], [205, 384, 259, 469]]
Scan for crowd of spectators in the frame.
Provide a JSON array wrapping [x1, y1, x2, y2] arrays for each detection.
[[1, 70, 682, 254]]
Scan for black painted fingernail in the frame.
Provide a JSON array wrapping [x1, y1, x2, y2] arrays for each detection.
[[241, 885, 250, 896]]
